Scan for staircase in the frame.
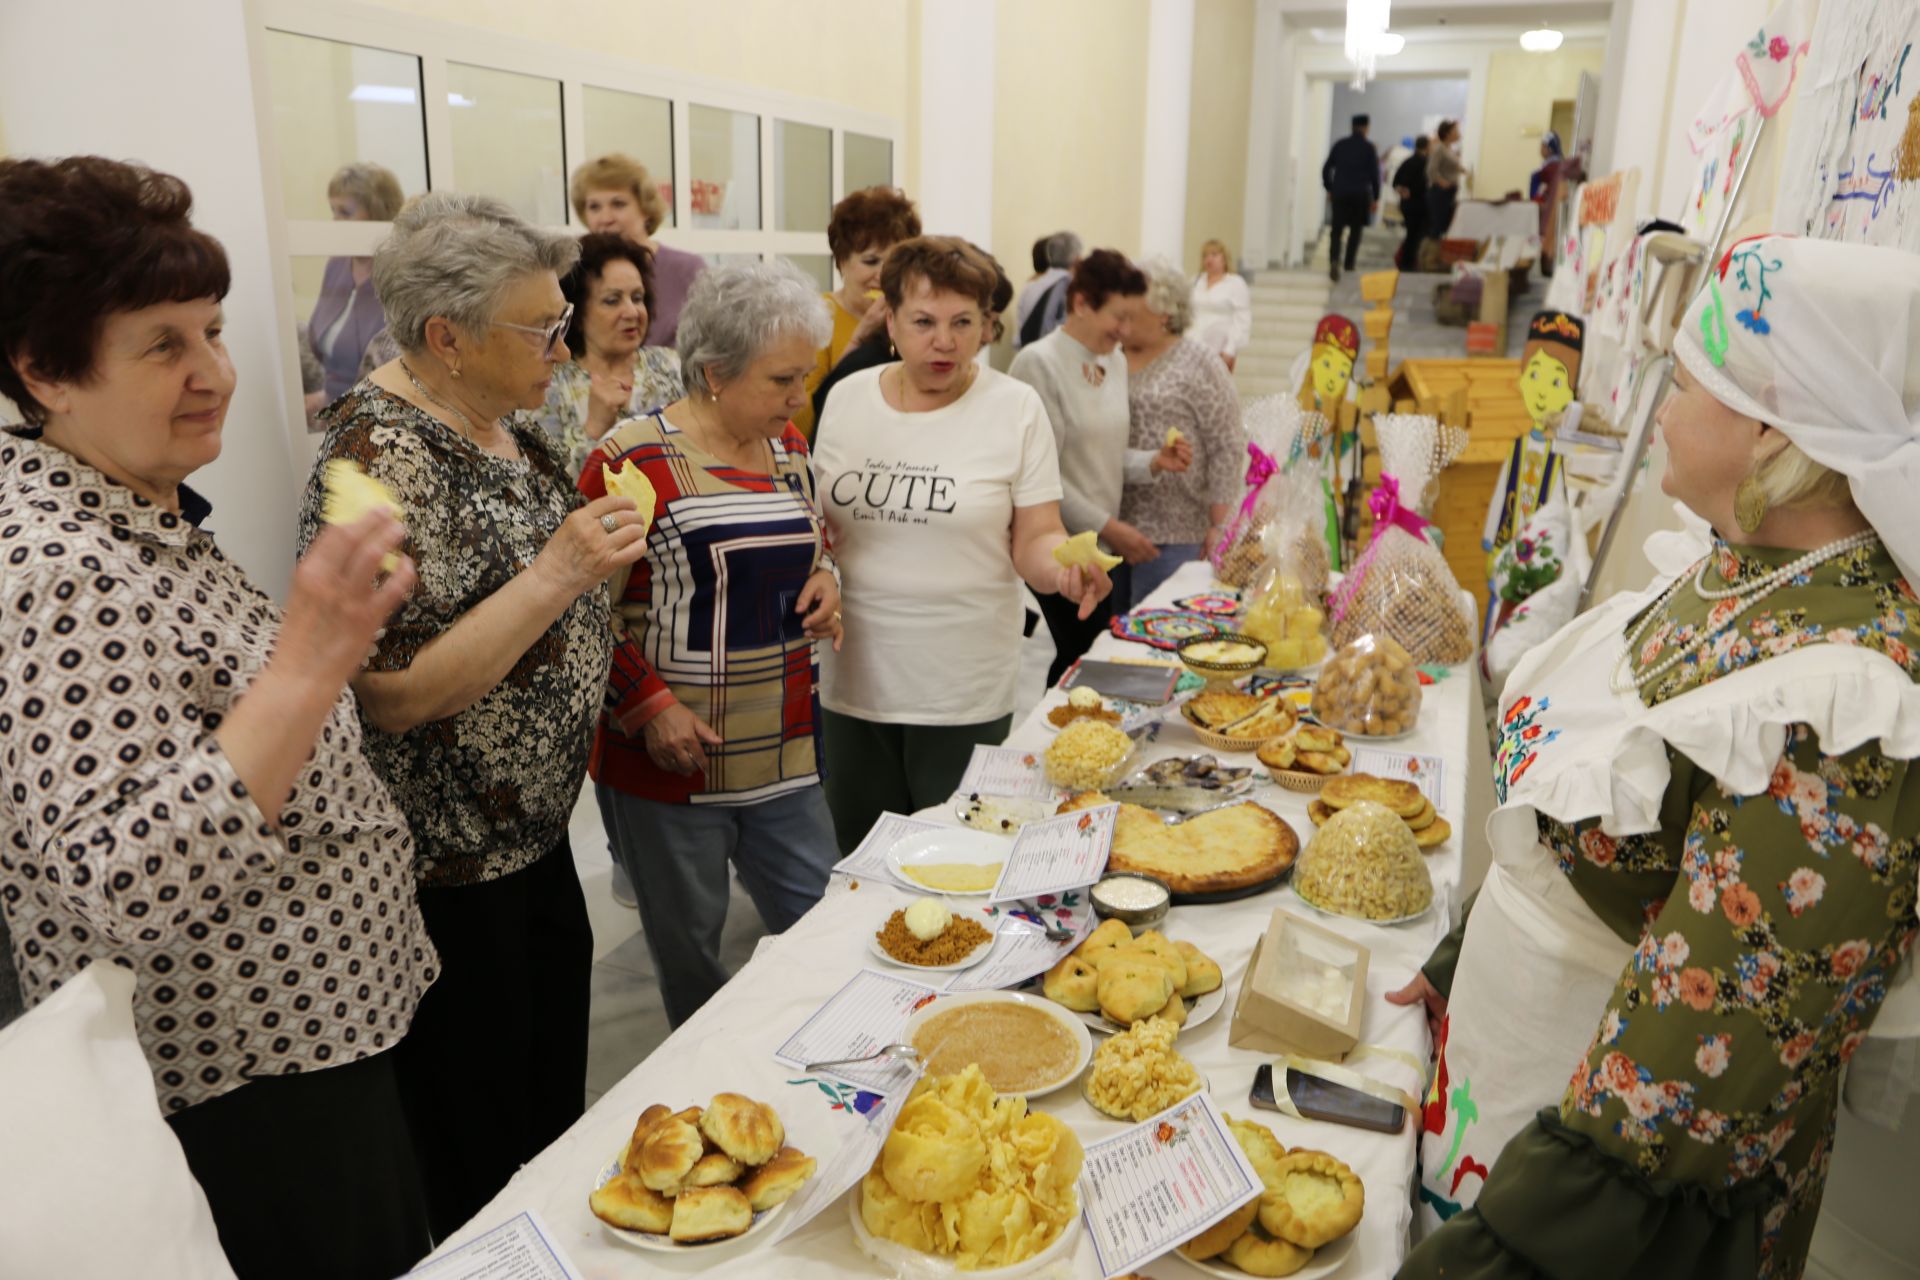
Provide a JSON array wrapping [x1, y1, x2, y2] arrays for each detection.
[[1231, 260, 1329, 401]]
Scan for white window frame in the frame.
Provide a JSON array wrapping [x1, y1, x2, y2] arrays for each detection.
[[243, 0, 901, 458]]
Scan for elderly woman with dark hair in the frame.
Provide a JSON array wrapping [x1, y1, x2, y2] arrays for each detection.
[[1, 156, 434, 1279], [795, 185, 921, 439], [578, 260, 841, 1026], [309, 161, 405, 402], [298, 192, 648, 1237], [532, 232, 685, 476], [571, 152, 705, 349], [1122, 256, 1244, 606]]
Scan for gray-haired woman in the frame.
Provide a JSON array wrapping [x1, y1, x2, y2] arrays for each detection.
[[1119, 255, 1243, 606], [577, 260, 842, 1027], [297, 192, 648, 1238]]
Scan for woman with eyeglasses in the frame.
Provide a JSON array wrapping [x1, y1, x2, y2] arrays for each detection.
[[298, 192, 647, 1238]]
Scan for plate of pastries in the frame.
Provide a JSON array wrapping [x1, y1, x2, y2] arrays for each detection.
[[1180, 689, 1298, 752], [1256, 725, 1352, 793], [588, 1093, 816, 1250], [1057, 792, 1298, 901], [1040, 918, 1225, 1033], [1305, 773, 1450, 850], [1176, 1114, 1363, 1279]]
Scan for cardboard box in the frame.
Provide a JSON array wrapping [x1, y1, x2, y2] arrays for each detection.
[[1465, 322, 1501, 355], [1359, 269, 1400, 303], [1364, 350, 1391, 381], [1362, 307, 1394, 342], [1228, 908, 1368, 1059]]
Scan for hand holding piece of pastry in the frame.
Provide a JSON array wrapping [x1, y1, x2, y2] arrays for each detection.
[[1052, 532, 1116, 621], [1152, 428, 1193, 475]]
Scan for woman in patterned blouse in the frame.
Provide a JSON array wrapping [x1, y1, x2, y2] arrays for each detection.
[[1119, 256, 1245, 608], [579, 260, 843, 1027], [530, 232, 685, 477], [298, 193, 648, 1240], [1394, 236, 1920, 1279], [0, 157, 435, 1278]]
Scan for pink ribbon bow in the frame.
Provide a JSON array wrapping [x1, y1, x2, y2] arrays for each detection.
[[1330, 473, 1433, 623], [1237, 442, 1277, 520]]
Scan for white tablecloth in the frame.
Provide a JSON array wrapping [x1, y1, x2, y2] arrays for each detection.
[[427, 558, 1472, 1278]]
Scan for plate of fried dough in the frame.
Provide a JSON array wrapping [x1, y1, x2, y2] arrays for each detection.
[[1175, 1114, 1362, 1278], [1038, 918, 1227, 1034], [588, 1093, 816, 1251], [1256, 724, 1353, 794], [1304, 772, 1450, 850]]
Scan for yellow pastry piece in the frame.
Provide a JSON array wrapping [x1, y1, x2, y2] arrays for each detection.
[[1258, 1150, 1364, 1248], [589, 1172, 674, 1234], [601, 458, 658, 538], [1164, 426, 1184, 449], [1042, 954, 1101, 1012], [1174, 940, 1222, 997], [1226, 1114, 1290, 1192], [320, 459, 402, 572], [1180, 1196, 1258, 1261], [899, 862, 1001, 893], [1224, 1224, 1315, 1276], [1052, 530, 1123, 573]]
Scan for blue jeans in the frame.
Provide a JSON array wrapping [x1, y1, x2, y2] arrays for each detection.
[[1125, 543, 1204, 610], [597, 782, 838, 1027]]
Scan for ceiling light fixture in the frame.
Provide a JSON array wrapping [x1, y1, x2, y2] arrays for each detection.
[[1520, 26, 1564, 53], [1345, 0, 1392, 87], [1375, 32, 1406, 56]]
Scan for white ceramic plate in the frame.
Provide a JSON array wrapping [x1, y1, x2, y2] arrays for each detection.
[[886, 827, 1009, 896], [848, 1183, 1084, 1278], [1174, 1230, 1356, 1279], [864, 916, 995, 973], [1073, 982, 1228, 1036], [953, 794, 1059, 835], [592, 1158, 785, 1252], [1291, 887, 1438, 928], [902, 989, 1094, 1100]]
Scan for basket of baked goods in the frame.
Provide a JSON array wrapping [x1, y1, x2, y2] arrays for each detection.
[[1040, 917, 1226, 1034], [852, 1064, 1083, 1276], [1175, 633, 1268, 688], [1292, 799, 1435, 923], [1176, 1114, 1363, 1278], [589, 1093, 815, 1250], [1256, 724, 1351, 793], [1310, 632, 1423, 739], [1306, 772, 1450, 850], [1058, 791, 1299, 903], [1180, 687, 1297, 753]]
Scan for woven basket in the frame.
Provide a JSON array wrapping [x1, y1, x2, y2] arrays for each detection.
[[1264, 765, 1335, 793]]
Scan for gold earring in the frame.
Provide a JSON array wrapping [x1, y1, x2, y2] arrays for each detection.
[[1734, 474, 1768, 534], [450, 365, 462, 380]]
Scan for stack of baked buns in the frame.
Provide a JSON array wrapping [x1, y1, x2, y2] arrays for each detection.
[[1181, 1115, 1365, 1275], [1306, 773, 1449, 848], [1042, 918, 1222, 1028], [1256, 724, 1351, 778], [589, 1093, 816, 1243]]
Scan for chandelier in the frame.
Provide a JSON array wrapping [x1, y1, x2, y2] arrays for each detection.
[[1345, 0, 1394, 87]]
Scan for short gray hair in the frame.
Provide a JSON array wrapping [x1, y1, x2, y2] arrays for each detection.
[[1139, 256, 1194, 334], [677, 259, 832, 395], [372, 191, 580, 353], [1045, 230, 1082, 269]]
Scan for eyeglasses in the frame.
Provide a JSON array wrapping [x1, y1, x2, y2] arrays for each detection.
[[493, 302, 575, 353]]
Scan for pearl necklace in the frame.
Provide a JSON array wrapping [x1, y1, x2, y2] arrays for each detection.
[[1610, 531, 1881, 695]]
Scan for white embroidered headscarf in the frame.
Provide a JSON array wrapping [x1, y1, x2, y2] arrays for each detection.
[[1672, 234, 1920, 585]]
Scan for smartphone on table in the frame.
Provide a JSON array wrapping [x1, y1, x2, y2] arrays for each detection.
[[1251, 1062, 1405, 1135]]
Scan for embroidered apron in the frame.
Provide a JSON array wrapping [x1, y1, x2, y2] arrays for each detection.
[[1416, 577, 1920, 1233]]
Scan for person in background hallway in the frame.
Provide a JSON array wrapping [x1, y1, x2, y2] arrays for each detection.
[[571, 153, 704, 350], [1189, 238, 1251, 373], [1010, 249, 1190, 685], [1, 155, 435, 1280], [1531, 130, 1565, 276], [795, 186, 921, 440], [1426, 118, 1466, 245], [1017, 229, 1081, 347], [1322, 114, 1379, 283], [309, 162, 403, 403], [300, 192, 643, 1240], [1394, 135, 1431, 271]]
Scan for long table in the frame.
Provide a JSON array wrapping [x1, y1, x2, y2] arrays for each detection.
[[427, 558, 1474, 1278]]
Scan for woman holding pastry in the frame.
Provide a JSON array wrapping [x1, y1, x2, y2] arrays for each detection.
[[0, 157, 435, 1278], [578, 260, 842, 1028], [299, 192, 646, 1238], [795, 184, 920, 441], [1393, 237, 1920, 1279], [812, 237, 1110, 849]]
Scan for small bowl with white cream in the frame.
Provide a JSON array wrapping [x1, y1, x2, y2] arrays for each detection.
[[1088, 872, 1171, 934]]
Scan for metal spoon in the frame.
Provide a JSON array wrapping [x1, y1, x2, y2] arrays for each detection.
[[804, 1043, 921, 1073], [1012, 901, 1075, 942]]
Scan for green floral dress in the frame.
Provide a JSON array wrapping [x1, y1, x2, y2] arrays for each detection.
[[1407, 538, 1920, 1280]]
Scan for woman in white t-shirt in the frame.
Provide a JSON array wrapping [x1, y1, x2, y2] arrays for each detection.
[[812, 237, 1111, 850]]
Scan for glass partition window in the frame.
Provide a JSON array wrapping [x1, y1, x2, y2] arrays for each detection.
[[263, 30, 428, 221], [689, 104, 761, 231], [844, 132, 894, 193], [774, 121, 831, 233], [581, 86, 676, 228], [447, 62, 566, 225], [784, 254, 834, 292]]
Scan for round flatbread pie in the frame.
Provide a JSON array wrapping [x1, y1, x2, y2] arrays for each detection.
[[1060, 793, 1298, 895], [1258, 1151, 1364, 1249], [1320, 773, 1425, 818]]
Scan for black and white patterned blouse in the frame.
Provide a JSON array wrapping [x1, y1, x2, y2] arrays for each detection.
[[298, 384, 614, 887], [0, 430, 437, 1113]]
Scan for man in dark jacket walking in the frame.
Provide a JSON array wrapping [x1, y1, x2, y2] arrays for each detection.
[[1322, 114, 1379, 282], [1393, 135, 1431, 271]]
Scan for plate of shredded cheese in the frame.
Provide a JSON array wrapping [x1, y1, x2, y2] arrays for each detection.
[[885, 828, 1008, 896]]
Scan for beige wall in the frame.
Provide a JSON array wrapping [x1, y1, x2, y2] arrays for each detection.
[[991, 0, 1150, 285], [1182, 0, 1255, 273], [1476, 45, 1607, 201]]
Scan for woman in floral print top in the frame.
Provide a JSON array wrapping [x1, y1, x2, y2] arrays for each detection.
[[1396, 237, 1920, 1280]]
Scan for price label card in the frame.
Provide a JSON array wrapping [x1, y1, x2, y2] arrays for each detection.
[[1077, 1092, 1265, 1279], [988, 804, 1117, 904], [772, 969, 936, 1094], [768, 1061, 925, 1247], [955, 744, 1055, 800], [1347, 747, 1448, 814], [944, 910, 1094, 993], [831, 811, 947, 884], [406, 1211, 583, 1279]]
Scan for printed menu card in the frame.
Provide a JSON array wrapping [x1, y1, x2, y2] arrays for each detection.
[[943, 911, 1093, 993], [955, 744, 1056, 799], [769, 1061, 925, 1247], [830, 811, 946, 883], [1077, 1092, 1264, 1278], [1346, 747, 1448, 813], [772, 969, 935, 1094], [987, 803, 1119, 903]]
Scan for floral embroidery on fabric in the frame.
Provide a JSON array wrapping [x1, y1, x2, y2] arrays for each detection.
[[1718, 238, 1785, 336], [1493, 694, 1560, 803]]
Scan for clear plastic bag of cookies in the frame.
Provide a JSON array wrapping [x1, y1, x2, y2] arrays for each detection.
[[1310, 632, 1422, 737], [1211, 395, 1330, 588], [1240, 485, 1330, 669]]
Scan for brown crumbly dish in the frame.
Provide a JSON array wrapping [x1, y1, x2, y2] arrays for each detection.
[[1047, 702, 1122, 729], [875, 911, 992, 966], [1060, 792, 1298, 895]]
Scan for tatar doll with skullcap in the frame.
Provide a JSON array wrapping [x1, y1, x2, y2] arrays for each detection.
[[1481, 310, 1582, 640], [1291, 314, 1363, 568]]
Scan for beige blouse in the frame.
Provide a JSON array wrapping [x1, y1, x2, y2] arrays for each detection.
[[0, 431, 436, 1112]]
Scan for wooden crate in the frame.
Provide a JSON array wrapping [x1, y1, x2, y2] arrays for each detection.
[[1362, 307, 1395, 341], [1360, 269, 1400, 303], [1365, 349, 1392, 380]]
